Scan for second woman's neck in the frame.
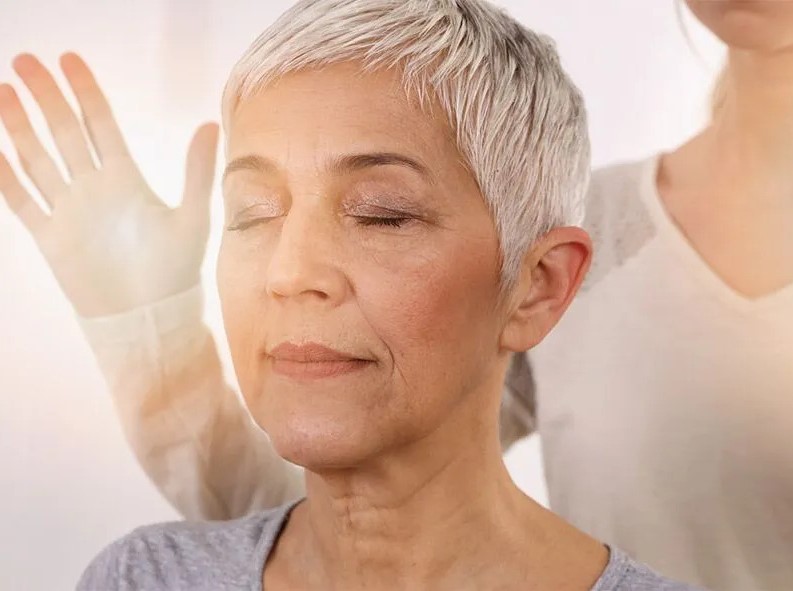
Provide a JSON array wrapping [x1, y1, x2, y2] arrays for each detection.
[[710, 48, 793, 175]]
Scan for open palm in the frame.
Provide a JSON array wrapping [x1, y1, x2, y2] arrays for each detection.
[[0, 52, 218, 317]]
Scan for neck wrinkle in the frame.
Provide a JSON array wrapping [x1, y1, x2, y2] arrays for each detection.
[[287, 410, 534, 590]]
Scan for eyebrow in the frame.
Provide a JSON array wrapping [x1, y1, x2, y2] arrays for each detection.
[[222, 154, 277, 184], [222, 152, 435, 184]]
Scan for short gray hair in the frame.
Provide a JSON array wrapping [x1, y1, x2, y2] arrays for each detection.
[[222, 0, 590, 289]]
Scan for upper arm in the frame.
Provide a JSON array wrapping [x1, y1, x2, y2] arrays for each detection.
[[79, 286, 305, 521], [579, 161, 656, 294]]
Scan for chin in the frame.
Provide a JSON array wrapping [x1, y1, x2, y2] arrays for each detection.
[[687, 1, 793, 51], [255, 406, 392, 471]]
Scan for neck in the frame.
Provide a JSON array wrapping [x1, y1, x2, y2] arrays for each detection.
[[272, 379, 605, 591], [701, 48, 793, 192], [301, 414, 525, 589]]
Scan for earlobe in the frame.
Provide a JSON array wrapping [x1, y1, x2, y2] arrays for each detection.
[[500, 227, 592, 353]]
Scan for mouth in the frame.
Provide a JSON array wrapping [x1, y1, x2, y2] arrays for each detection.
[[267, 342, 374, 379]]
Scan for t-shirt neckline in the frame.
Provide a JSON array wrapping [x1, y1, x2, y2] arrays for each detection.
[[253, 499, 303, 590], [637, 154, 793, 315], [250, 502, 658, 591]]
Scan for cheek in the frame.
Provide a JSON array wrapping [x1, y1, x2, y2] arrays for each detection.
[[217, 242, 266, 383], [357, 233, 501, 387]]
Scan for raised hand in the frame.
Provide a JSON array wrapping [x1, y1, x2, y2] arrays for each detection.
[[0, 53, 219, 317]]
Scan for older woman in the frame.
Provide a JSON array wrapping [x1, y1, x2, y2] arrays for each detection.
[[69, 1, 696, 589]]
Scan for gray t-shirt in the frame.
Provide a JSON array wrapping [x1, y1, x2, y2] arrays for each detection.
[[77, 500, 704, 590]]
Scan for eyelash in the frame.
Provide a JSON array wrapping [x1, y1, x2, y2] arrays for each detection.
[[355, 216, 410, 228], [226, 219, 266, 232], [227, 215, 411, 232]]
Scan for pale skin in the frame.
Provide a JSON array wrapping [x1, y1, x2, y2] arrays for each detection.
[[217, 63, 604, 590], [0, 53, 218, 317], [659, 0, 793, 299]]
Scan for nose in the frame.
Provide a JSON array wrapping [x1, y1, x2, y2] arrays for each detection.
[[265, 205, 348, 304]]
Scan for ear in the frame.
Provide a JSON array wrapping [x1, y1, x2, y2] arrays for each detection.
[[500, 227, 592, 353]]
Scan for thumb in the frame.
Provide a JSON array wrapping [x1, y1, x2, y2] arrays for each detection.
[[180, 122, 219, 219]]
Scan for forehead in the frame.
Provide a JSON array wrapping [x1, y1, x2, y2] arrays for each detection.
[[225, 63, 458, 164]]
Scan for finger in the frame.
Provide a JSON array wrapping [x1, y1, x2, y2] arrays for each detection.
[[0, 83, 69, 207], [0, 151, 49, 234], [12, 53, 95, 177], [59, 52, 131, 164], [180, 122, 219, 218]]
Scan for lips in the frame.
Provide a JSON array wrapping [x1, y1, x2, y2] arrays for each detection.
[[267, 342, 373, 379]]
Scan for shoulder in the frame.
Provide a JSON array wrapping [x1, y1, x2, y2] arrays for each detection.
[[76, 502, 297, 591], [593, 546, 705, 591], [581, 156, 660, 291]]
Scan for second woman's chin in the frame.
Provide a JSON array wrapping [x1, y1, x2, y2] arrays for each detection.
[[687, 0, 793, 51]]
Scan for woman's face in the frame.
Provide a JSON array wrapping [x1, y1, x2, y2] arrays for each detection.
[[686, 0, 793, 51], [218, 63, 508, 470]]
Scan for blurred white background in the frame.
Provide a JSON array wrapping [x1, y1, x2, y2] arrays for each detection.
[[0, 1, 722, 588]]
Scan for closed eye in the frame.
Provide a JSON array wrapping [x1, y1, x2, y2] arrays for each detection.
[[227, 218, 266, 232], [226, 214, 279, 232], [355, 216, 411, 228], [226, 201, 282, 232]]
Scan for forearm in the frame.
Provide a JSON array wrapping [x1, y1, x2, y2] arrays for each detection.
[[79, 286, 304, 520]]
